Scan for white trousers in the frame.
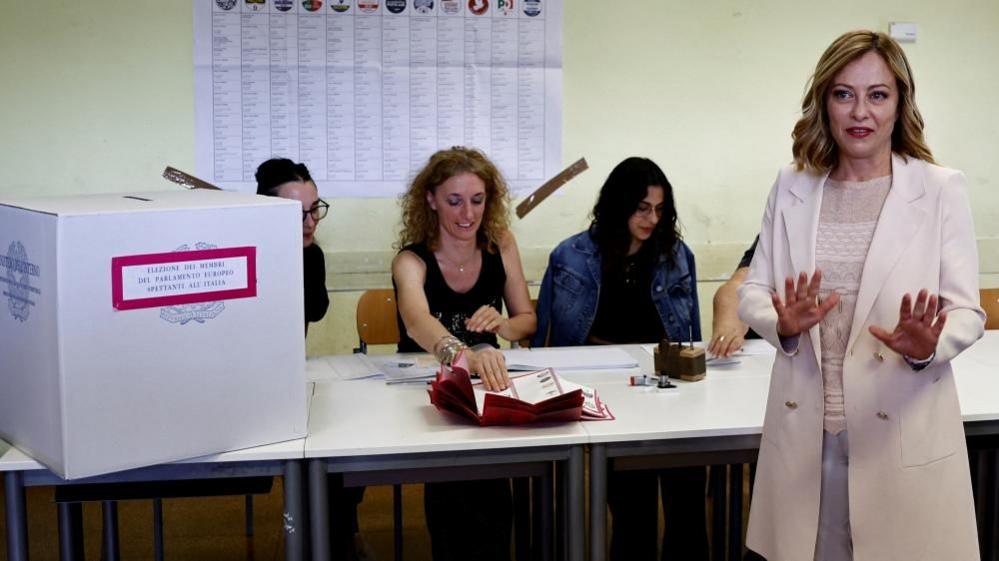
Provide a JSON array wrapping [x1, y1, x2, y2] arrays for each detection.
[[814, 430, 852, 561]]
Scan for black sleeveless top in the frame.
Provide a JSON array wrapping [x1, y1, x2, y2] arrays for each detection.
[[394, 242, 506, 352]]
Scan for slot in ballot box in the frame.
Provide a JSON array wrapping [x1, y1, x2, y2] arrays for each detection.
[[0, 190, 308, 479]]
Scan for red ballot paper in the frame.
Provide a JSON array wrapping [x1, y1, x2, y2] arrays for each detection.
[[428, 351, 613, 425]]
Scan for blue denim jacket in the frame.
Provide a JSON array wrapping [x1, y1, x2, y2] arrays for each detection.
[[532, 231, 701, 347]]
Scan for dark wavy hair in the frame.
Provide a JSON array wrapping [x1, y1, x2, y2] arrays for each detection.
[[255, 158, 314, 196], [588, 157, 681, 271]]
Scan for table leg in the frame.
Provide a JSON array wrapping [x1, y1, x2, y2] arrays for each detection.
[[710, 466, 726, 561], [308, 459, 331, 561], [58, 501, 84, 561], [514, 477, 531, 561], [728, 464, 744, 561], [393, 484, 403, 561], [101, 501, 120, 561], [152, 499, 164, 561], [567, 445, 585, 561], [533, 469, 554, 561], [4, 471, 29, 561], [588, 444, 607, 561], [284, 459, 305, 561], [990, 450, 999, 561]]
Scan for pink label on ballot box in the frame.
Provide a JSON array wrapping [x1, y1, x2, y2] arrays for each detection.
[[111, 247, 257, 310]]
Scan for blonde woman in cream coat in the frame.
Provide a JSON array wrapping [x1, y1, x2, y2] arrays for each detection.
[[738, 31, 984, 561]]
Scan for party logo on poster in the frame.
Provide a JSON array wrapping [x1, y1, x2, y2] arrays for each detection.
[[274, 0, 294, 11], [386, 0, 406, 13], [440, 0, 460, 14], [523, 0, 540, 16], [358, 0, 379, 13], [468, 0, 488, 15], [414, 0, 433, 14], [330, 0, 352, 12], [302, 0, 323, 11], [1, 241, 40, 323], [245, 0, 267, 11], [216, 0, 238, 10], [496, 0, 514, 15]]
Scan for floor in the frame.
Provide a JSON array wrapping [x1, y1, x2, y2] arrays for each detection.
[[0, 481, 433, 561], [1, 467, 748, 561]]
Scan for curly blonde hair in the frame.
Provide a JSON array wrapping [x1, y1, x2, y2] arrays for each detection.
[[398, 147, 511, 252], [792, 30, 935, 173]]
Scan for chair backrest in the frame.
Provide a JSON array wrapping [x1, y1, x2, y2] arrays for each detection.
[[356, 289, 401, 352], [981, 288, 999, 330]]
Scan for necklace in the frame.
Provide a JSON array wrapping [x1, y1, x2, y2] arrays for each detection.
[[439, 250, 476, 274]]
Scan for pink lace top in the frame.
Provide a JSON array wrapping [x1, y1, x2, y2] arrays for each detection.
[[816, 175, 891, 434]]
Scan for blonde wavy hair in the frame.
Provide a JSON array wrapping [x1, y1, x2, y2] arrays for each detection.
[[792, 30, 935, 173], [397, 147, 511, 252]]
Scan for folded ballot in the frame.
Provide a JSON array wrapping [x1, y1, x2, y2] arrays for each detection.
[[428, 352, 613, 425]]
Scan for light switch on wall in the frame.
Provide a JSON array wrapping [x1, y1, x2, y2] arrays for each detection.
[[889, 22, 918, 43]]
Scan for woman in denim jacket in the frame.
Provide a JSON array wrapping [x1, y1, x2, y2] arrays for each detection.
[[533, 157, 707, 561]]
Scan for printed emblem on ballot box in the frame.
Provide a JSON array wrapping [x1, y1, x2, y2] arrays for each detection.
[[111, 243, 257, 324], [159, 243, 224, 325], [1, 241, 41, 322]]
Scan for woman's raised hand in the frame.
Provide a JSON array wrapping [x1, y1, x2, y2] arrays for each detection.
[[869, 289, 946, 361], [772, 270, 840, 337]]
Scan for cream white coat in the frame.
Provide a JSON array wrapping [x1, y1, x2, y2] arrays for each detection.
[[738, 154, 984, 561]]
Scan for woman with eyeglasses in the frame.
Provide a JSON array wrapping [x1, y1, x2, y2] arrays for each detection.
[[533, 156, 707, 560], [257, 158, 368, 561], [255, 158, 330, 334]]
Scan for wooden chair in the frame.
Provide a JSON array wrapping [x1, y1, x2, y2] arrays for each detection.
[[354, 289, 401, 353], [981, 288, 999, 330]]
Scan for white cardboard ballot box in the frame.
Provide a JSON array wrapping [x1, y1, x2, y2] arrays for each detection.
[[0, 190, 308, 479]]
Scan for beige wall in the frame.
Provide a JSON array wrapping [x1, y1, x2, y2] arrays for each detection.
[[3, 1, 998, 356]]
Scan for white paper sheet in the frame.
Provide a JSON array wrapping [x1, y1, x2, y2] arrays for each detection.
[[376, 355, 438, 384], [193, 0, 563, 198], [503, 347, 639, 372], [473, 368, 563, 413], [307, 353, 383, 381]]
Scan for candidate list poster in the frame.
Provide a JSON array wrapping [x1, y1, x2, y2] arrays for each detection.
[[194, 0, 562, 198]]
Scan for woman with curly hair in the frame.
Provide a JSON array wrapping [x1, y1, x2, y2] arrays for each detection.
[[392, 146, 535, 561]]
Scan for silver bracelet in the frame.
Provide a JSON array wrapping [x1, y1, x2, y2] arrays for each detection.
[[433, 335, 466, 365]]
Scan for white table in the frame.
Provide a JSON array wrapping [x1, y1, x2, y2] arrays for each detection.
[[6, 335, 998, 561], [304, 362, 592, 561], [558, 335, 999, 561], [1, 437, 307, 561]]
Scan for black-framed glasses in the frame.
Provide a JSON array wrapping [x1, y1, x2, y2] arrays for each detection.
[[304, 199, 330, 222]]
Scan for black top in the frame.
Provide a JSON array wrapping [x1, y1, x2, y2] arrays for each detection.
[[736, 235, 761, 340], [395, 242, 506, 353], [587, 245, 666, 344], [737, 235, 759, 270], [304, 243, 329, 323]]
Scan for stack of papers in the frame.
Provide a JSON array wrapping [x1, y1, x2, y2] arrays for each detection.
[[429, 352, 613, 425], [376, 356, 439, 384], [306, 354, 383, 381], [503, 347, 639, 371]]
